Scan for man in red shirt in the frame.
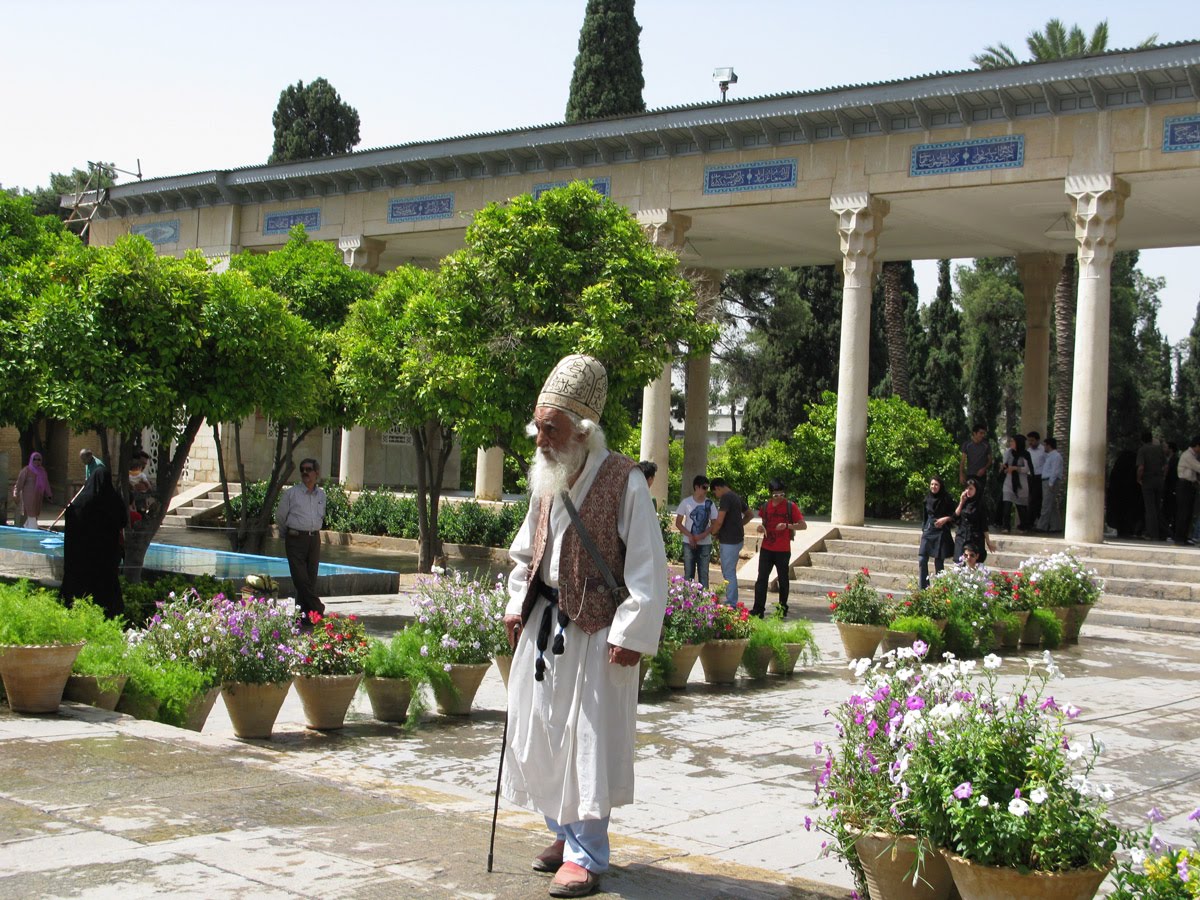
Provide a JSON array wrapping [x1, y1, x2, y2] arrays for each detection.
[[751, 479, 806, 618]]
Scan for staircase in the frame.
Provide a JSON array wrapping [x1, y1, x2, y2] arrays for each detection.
[[779, 523, 1200, 634], [161, 483, 239, 528]]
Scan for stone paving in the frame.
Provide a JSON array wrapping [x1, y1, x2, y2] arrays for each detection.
[[3, 599, 1200, 897]]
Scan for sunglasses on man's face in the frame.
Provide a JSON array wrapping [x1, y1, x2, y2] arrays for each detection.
[[300, 467, 315, 474]]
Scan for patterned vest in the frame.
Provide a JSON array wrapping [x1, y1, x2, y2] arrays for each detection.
[[520, 452, 636, 635]]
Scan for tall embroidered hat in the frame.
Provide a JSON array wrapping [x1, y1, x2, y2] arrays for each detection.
[[536, 354, 608, 422]]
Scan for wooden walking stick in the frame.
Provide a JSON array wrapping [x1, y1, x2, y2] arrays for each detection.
[[487, 623, 518, 873]]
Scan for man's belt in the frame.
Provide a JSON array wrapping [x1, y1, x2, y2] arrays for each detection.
[[286, 528, 320, 536], [533, 582, 566, 683]]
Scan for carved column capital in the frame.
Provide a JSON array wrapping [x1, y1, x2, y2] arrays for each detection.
[[830, 194, 889, 290], [1065, 175, 1129, 279], [636, 209, 692, 252], [338, 235, 385, 272]]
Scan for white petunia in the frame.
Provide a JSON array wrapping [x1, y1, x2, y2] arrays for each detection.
[[1030, 787, 1048, 804], [983, 654, 1002, 670], [1008, 797, 1030, 817], [1097, 784, 1115, 801], [978, 795, 990, 808]]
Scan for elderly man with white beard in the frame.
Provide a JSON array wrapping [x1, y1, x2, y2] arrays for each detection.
[[501, 354, 668, 898]]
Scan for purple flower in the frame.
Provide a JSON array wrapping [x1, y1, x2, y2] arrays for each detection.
[[905, 696, 925, 710], [803, 816, 813, 831], [953, 782, 973, 800], [1148, 808, 1166, 823], [1189, 808, 1200, 822]]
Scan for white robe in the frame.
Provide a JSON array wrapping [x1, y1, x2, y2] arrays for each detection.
[[501, 448, 668, 823]]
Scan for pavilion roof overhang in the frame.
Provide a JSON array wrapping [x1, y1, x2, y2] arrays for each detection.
[[88, 41, 1200, 219]]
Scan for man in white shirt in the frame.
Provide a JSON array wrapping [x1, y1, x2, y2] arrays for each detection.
[[502, 355, 667, 898], [1174, 438, 1200, 546], [1035, 437, 1064, 533], [674, 475, 715, 587], [275, 457, 327, 622]]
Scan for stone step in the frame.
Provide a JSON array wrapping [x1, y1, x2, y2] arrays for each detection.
[[160, 515, 191, 527], [189, 498, 222, 509]]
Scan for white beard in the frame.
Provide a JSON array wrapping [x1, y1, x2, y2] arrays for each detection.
[[529, 440, 590, 500]]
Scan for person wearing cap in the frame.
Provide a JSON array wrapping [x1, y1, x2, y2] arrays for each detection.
[[275, 457, 327, 623], [752, 479, 805, 618], [502, 354, 668, 898]]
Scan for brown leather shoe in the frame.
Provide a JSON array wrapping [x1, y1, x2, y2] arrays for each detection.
[[548, 862, 599, 898], [532, 839, 565, 873]]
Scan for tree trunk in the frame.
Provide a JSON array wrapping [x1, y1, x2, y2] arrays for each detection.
[[881, 261, 912, 403], [120, 415, 204, 583], [1053, 254, 1077, 466]]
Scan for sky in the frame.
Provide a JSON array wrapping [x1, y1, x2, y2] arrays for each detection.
[[3, 0, 1197, 341]]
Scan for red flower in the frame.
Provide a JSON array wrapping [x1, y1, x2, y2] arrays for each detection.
[[861, 567, 870, 576]]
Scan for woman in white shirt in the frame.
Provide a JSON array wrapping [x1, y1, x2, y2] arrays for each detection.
[[1000, 434, 1031, 533]]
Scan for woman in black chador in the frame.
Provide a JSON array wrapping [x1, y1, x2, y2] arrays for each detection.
[[60, 468, 128, 618], [953, 477, 997, 565], [917, 475, 955, 589]]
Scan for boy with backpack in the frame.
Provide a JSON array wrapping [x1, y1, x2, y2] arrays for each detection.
[[674, 475, 716, 587], [752, 478, 806, 618]]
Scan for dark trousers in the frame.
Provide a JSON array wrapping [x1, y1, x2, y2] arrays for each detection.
[[1142, 481, 1164, 539], [284, 531, 324, 616], [1028, 477, 1043, 530], [752, 549, 791, 617], [1175, 481, 1197, 545]]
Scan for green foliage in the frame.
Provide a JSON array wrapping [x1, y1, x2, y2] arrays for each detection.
[[226, 479, 277, 522], [69, 599, 130, 683], [618, 426, 683, 505], [439, 500, 522, 547], [347, 489, 418, 538], [943, 612, 997, 658], [889, 614, 944, 657], [410, 571, 509, 665], [269, 77, 361, 164], [914, 259, 966, 441], [295, 612, 371, 676], [790, 392, 959, 517], [1110, 818, 1200, 899], [120, 573, 236, 629], [1029, 608, 1064, 649], [124, 642, 212, 727], [744, 613, 819, 678], [958, 258, 1023, 440], [0, 580, 91, 645], [564, 0, 646, 123], [706, 435, 798, 510]]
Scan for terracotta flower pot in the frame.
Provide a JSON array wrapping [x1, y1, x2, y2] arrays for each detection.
[[836, 622, 887, 661], [494, 654, 513, 689], [853, 832, 954, 900], [665, 643, 703, 689], [1021, 613, 1045, 646], [699, 638, 748, 684], [768, 643, 806, 676], [115, 688, 161, 721], [63, 674, 127, 711], [364, 676, 413, 723], [741, 645, 775, 680], [1064, 604, 1092, 643], [882, 630, 919, 654], [432, 662, 490, 716], [941, 850, 1111, 900], [294, 672, 363, 730], [222, 679, 293, 739], [0, 643, 85, 714], [182, 687, 221, 732]]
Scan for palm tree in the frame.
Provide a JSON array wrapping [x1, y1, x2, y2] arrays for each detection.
[[972, 20, 1157, 465]]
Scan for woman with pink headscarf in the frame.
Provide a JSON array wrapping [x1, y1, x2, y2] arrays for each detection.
[[13, 452, 53, 528]]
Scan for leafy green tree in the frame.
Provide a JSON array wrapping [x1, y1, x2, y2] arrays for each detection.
[[227, 226, 375, 549], [1176, 303, 1200, 441], [9, 164, 118, 221], [348, 183, 710, 570], [269, 77, 361, 164], [564, 0, 646, 123], [913, 260, 967, 441], [957, 259, 1024, 439]]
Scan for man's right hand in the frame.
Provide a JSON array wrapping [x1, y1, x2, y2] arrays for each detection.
[[504, 615, 522, 651]]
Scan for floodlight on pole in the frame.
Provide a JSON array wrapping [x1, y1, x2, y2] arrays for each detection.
[[713, 67, 738, 102]]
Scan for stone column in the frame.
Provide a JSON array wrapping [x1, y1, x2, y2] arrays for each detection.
[[1015, 252, 1059, 437], [1063, 175, 1129, 545], [337, 235, 384, 487], [681, 268, 722, 503], [829, 194, 889, 525], [635, 209, 691, 510], [474, 446, 504, 501]]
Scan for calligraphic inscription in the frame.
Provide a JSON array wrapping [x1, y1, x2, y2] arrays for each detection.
[[533, 177, 611, 200], [264, 208, 321, 235], [387, 193, 454, 223], [1163, 115, 1200, 153], [910, 135, 1025, 176], [132, 219, 180, 245], [703, 159, 797, 195]]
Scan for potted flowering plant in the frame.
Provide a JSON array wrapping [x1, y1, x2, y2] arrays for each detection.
[[925, 566, 999, 659], [1109, 807, 1200, 899], [828, 568, 894, 660], [906, 652, 1120, 898], [0, 580, 90, 713], [1018, 550, 1103, 642], [648, 576, 720, 689], [697, 601, 752, 684], [211, 595, 302, 739], [410, 570, 508, 715], [292, 611, 371, 730], [814, 641, 958, 900]]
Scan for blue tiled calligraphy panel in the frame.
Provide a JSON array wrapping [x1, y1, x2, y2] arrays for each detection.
[[264, 208, 321, 235], [1163, 115, 1200, 153], [387, 193, 454, 223], [910, 135, 1024, 176], [703, 159, 797, 194], [532, 177, 611, 200], [132, 219, 180, 245]]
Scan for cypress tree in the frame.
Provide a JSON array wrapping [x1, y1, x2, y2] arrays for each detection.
[[918, 260, 967, 441], [565, 0, 647, 123]]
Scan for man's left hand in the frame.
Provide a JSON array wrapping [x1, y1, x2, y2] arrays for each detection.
[[608, 644, 641, 667]]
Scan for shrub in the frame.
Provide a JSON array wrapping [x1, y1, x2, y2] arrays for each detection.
[[1029, 608, 1063, 649], [889, 614, 944, 657], [0, 580, 91, 645], [706, 436, 799, 510], [295, 612, 371, 676], [123, 643, 212, 728], [120, 573, 235, 629], [70, 599, 132, 689], [410, 570, 508, 666], [827, 569, 893, 626]]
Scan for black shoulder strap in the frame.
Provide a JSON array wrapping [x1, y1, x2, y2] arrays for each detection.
[[559, 490, 630, 603]]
